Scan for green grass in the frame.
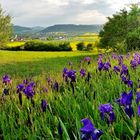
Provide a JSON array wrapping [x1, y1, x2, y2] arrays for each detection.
[[0, 51, 96, 77], [0, 51, 140, 140]]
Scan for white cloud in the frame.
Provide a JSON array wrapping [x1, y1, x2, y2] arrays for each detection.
[[42, 0, 69, 6], [78, 0, 95, 4], [107, 0, 140, 12], [73, 10, 107, 24], [0, 0, 139, 26]]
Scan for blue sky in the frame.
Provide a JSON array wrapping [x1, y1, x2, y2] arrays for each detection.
[[0, 0, 139, 27]]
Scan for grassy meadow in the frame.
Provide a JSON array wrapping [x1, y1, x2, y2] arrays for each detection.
[[1, 49, 140, 140], [0, 51, 95, 77]]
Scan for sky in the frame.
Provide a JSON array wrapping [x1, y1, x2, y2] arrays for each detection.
[[0, 0, 140, 27]]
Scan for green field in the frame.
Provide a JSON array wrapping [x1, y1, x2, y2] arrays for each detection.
[[0, 51, 95, 77], [1, 50, 140, 140]]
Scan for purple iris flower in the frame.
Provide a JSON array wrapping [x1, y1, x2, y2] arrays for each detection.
[[120, 64, 128, 76], [116, 91, 133, 106], [138, 106, 140, 117], [118, 55, 123, 65], [126, 53, 130, 59], [127, 80, 133, 88], [3, 88, 9, 95], [23, 79, 28, 85], [3, 75, 11, 85], [114, 66, 120, 73], [121, 75, 128, 84], [67, 70, 76, 82], [98, 62, 104, 71], [63, 69, 76, 83], [17, 84, 24, 93], [24, 82, 35, 98], [63, 68, 68, 75], [43, 87, 48, 93], [124, 105, 134, 118], [80, 69, 86, 77], [106, 61, 111, 68], [138, 58, 140, 65], [29, 81, 35, 87], [80, 118, 103, 140], [97, 57, 102, 63], [136, 91, 140, 104], [99, 103, 116, 123], [71, 75, 76, 82], [112, 53, 118, 59], [103, 62, 111, 71], [116, 91, 134, 118], [69, 61, 73, 66], [63, 68, 69, 81], [84, 57, 91, 65], [84, 56, 91, 62], [53, 81, 59, 91], [41, 99, 47, 112], [130, 59, 137, 69], [67, 70, 76, 78], [121, 75, 133, 88], [47, 78, 52, 85], [130, 53, 140, 68]]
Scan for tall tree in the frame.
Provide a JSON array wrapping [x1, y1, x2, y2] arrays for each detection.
[[99, 4, 140, 51], [0, 5, 12, 48], [99, 9, 128, 49]]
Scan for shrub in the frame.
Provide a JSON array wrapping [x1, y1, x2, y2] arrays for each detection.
[[76, 42, 86, 51], [24, 41, 72, 51], [4, 41, 72, 51], [86, 43, 93, 51]]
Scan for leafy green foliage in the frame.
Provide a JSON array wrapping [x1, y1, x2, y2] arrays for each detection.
[[99, 9, 128, 49], [126, 27, 140, 51], [0, 5, 12, 48], [24, 41, 72, 51], [99, 4, 140, 51]]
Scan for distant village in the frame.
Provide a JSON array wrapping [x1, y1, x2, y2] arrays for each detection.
[[10, 32, 71, 42]]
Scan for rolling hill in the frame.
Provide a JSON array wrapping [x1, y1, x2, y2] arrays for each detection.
[[40, 24, 103, 34], [13, 24, 102, 35], [13, 25, 45, 34]]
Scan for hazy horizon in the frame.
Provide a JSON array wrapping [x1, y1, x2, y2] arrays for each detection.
[[1, 0, 140, 27], [13, 23, 103, 28]]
